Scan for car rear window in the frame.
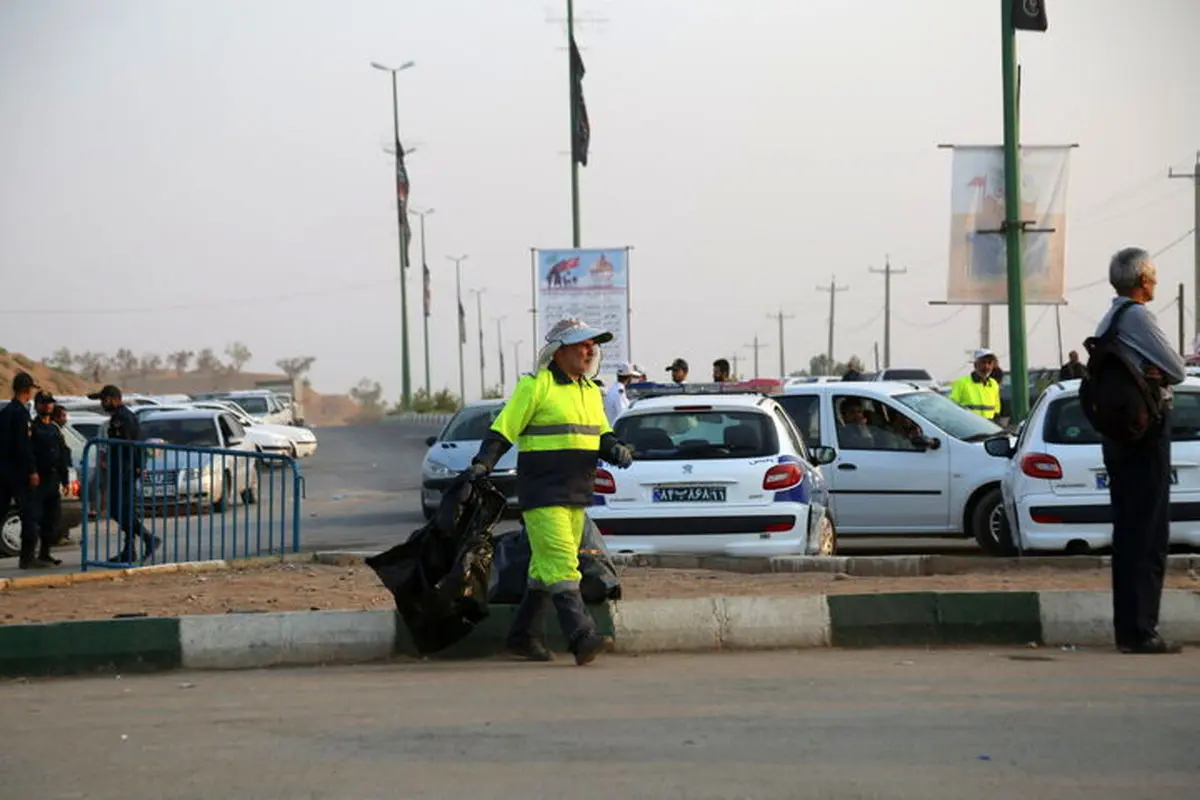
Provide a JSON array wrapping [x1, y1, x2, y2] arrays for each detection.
[[614, 410, 778, 460], [883, 369, 932, 381], [1045, 391, 1200, 444], [441, 406, 502, 441]]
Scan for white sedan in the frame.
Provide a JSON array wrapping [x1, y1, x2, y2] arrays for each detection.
[[589, 391, 838, 557], [189, 401, 317, 458], [985, 377, 1200, 553]]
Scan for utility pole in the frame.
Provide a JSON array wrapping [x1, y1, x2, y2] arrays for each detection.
[[471, 288, 487, 398], [816, 278, 849, 375], [1168, 152, 1199, 335], [743, 335, 769, 380], [447, 254, 469, 405], [873, 342, 880, 373], [1179, 282, 1187, 356], [1053, 305, 1064, 366], [980, 305, 990, 349], [495, 316, 506, 395], [868, 255, 907, 368], [765, 309, 796, 376], [371, 59, 416, 410], [512, 340, 523, 380], [731, 353, 740, 380], [412, 207, 435, 396]]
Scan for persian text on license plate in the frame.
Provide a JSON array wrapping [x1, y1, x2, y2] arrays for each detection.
[[1095, 469, 1177, 490], [652, 486, 726, 503]]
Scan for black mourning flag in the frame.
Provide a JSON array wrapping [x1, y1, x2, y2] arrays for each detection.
[[570, 34, 590, 166], [1012, 0, 1048, 32]]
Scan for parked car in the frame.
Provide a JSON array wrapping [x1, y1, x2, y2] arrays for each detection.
[[58, 395, 161, 415], [0, 464, 80, 558], [997, 368, 1059, 421], [216, 390, 294, 426], [589, 391, 837, 557], [134, 404, 307, 462], [136, 409, 259, 511], [985, 377, 1200, 553], [189, 401, 317, 458], [875, 368, 938, 389], [420, 400, 518, 519], [775, 381, 1012, 554]]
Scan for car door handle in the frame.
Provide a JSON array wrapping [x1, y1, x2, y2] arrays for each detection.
[[837, 463, 857, 471]]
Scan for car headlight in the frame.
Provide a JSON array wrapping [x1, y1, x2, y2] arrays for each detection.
[[425, 459, 455, 478]]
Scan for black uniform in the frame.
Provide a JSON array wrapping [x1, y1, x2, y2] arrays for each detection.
[[30, 417, 70, 555], [0, 398, 38, 563], [106, 404, 152, 562]]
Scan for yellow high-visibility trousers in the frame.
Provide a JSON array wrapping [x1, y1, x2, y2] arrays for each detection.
[[522, 505, 585, 592]]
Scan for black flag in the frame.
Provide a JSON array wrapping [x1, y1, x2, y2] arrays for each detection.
[[570, 35, 590, 166], [1011, 0, 1048, 32]]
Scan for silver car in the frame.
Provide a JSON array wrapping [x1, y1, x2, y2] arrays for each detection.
[[137, 409, 259, 511], [420, 400, 518, 519]]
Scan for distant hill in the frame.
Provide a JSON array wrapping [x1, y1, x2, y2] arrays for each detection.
[[0, 349, 358, 426]]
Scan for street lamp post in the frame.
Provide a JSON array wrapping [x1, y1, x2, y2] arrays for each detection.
[[412, 207, 435, 396], [371, 59, 416, 409], [471, 288, 487, 398], [447, 254, 469, 405], [495, 316, 507, 395]]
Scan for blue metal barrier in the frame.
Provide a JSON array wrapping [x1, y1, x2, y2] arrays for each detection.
[[80, 438, 303, 571]]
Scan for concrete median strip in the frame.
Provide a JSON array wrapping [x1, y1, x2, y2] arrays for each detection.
[[2, 589, 1198, 677]]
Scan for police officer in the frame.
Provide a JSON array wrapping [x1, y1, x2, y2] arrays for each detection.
[[89, 384, 157, 563], [0, 372, 42, 568], [29, 391, 69, 566], [949, 348, 1001, 420], [461, 318, 633, 666]]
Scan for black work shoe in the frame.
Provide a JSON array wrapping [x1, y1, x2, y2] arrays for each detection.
[[36, 554, 63, 567], [19, 559, 53, 570], [570, 633, 606, 666], [507, 637, 554, 662], [1119, 635, 1184, 654]]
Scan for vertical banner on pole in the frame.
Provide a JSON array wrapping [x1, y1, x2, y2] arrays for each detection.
[[534, 247, 631, 368], [946, 144, 1072, 304]]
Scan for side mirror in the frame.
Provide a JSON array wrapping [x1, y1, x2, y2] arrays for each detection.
[[983, 436, 1014, 458], [425, 436, 437, 447], [809, 445, 837, 466], [924, 436, 942, 451], [227, 436, 244, 447]]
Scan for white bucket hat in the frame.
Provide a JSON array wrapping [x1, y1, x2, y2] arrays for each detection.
[[536, 318, 613, 370]]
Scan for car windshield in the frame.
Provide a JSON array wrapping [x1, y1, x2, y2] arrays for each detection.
[[60, 424, 86, 464], [892, 391, 1003, 441], [441, 406, 502, 441], [1045, 390, 1200, 444], [614, 409, 778, 460], [884, 369, 932, 381], [141, 418, 221, 448], [71, 421, 105, 440], [230, 397, 270, 415]]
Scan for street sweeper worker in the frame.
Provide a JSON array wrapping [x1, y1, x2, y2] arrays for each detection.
[[459, 317, 634, 666]]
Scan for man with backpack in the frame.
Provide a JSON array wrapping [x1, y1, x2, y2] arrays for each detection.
[[1084, 247, 1185, 654]]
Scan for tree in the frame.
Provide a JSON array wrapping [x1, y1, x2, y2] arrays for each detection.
[[482, 385, 504, 400], [349, 378, 385, 423], [74, 351, 107, 383], [167, 350, 194, 373], [139, 353, 163, 374], [113, 348, 139, 374], [276, 356, 316, 380], [224, 341, 252, 372], [46, 347, 74, 372], [195, 348, 221, 373], [808, 354, 848, 378]]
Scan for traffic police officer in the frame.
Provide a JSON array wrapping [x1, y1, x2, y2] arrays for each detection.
[[949, 348, 1001, 420], [0, 372, 42, 568], [90, 384, 157, 563], [462, 318, 633, 666], [29, 391, 70, 566]]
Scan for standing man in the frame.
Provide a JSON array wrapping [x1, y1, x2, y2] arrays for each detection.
[[1060, 350, 1087, 381], [460, 318, 633, 666], [89, 385, 157, 563], [949, 349, 1001, 420], [0, 372, 42, 569], [51, 404, 69, 428], [666, 358, 689, 385], [604, 362, 645, 425], [842, 356, 865, 382], [1095, 247, 1185, 654], [712, 358, 732, 383], [29, 391, 69, 566]]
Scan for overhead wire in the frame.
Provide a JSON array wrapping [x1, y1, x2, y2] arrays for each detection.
[[835, 306, 885, 332], [894, 306, 967, 328], [1066, 228, 1196, 292]]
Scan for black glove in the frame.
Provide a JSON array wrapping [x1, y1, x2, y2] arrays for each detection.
[[600, 433, 634, 469]]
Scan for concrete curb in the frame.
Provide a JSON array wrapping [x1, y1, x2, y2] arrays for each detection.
[[3, 590, 1198, 677], [0, 553, 314, 593]]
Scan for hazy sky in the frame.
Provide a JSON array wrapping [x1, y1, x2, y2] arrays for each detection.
[[2, 0, 1198, 400]]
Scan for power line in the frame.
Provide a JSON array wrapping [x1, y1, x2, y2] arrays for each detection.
[[1074, 185, 1190, 230], [895, 306, 967, 328], [836, 306, 885, 333], [1066, 227, 1196, 292]]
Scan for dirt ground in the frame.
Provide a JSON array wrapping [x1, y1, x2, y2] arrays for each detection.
[[3, 563, 1199, 625]]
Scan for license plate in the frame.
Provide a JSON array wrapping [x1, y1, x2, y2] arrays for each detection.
[[652, 486, 726, 503], [144, 486, 176, 498], [1095, 469, 1177, 490]]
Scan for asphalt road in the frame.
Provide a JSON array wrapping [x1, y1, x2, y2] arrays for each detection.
[[4, 648, 1197, 799]]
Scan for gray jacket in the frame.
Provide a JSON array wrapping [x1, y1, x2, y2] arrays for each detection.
[[1093, 297, 1185, 400]]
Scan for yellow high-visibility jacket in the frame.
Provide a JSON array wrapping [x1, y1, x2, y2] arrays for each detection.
[[949, 373, 1001, 419]]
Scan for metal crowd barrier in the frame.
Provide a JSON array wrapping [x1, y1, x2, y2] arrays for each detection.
[[80, 439, 304, 570]]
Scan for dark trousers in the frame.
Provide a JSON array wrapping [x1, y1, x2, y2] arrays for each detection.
[[28, 480, 63, 555], [0, 472, 36, 561], [108, 481, 151, 559], [1102, 411, 1172, 645]]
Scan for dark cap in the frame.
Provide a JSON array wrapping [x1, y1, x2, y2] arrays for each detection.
[[665, 358, 689, 372], [34, 390, 56, 405], [86, 384, 122, 401], [12, 371, 38, 392]]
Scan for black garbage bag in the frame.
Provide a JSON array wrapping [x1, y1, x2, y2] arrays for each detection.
[[365, 479, 505, 655], [487, 514, 622, 605]]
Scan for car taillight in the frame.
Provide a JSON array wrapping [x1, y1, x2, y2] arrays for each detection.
[[763, 462, 803, 491], [1020, 453, 1063, 480], [594, 468, 616, 494], [70, 480, 81, 498]]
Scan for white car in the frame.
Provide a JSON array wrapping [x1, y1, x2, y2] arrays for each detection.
[[985, 377, 1200, 553], [189, 401, 316, 458], [875, 368, 938, 389], [589, 390, 838, 557], [136, 409, 259, 509], [134, 404, 308, 461], [218, 390, 294, 426], [775, 382, 1012, 554]]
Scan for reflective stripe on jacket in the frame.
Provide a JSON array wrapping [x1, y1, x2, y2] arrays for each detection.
[[490, 364, 612, 509], [949, 373, 1000, 419]]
